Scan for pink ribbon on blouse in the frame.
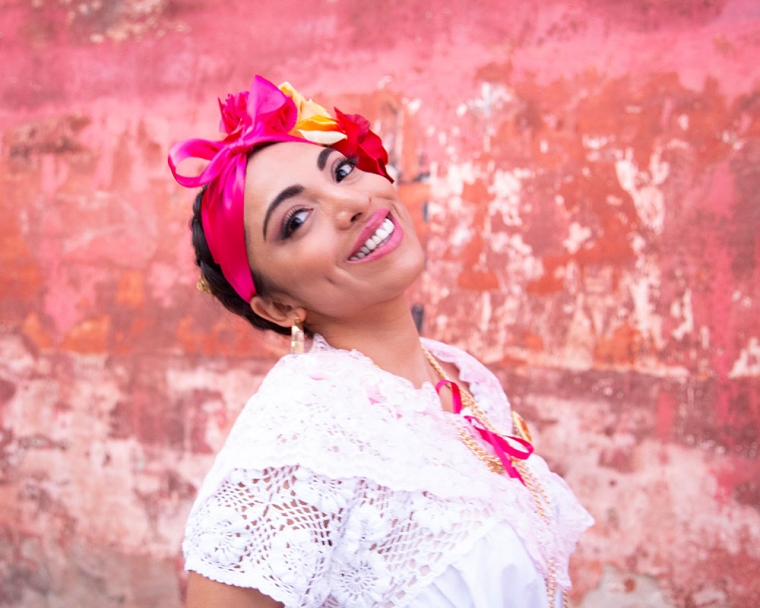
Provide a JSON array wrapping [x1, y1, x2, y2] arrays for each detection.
[[435, 379, 533, 484]]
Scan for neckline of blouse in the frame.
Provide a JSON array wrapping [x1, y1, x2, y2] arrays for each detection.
[[307, 333, 500, 419]]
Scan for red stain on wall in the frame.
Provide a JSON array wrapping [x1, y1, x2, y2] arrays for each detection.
[[656, 390, 677, 443]]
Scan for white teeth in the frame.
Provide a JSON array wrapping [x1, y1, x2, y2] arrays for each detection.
[[350, 217, 396, 261]]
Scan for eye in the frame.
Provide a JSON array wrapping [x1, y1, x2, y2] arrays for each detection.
[[281, 208, 310, 239], [334, 157, 357, 182]]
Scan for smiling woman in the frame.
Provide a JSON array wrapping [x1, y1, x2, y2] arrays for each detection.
[[168, 75, 592, 608]]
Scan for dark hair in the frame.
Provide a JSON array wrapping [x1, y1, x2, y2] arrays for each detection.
[[191, 188, 290, 336]]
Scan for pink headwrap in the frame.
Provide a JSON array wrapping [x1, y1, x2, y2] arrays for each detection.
[[168, 75, 391, 301]]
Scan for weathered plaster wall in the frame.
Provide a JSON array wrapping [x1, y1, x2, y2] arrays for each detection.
[[1, 0, 759, 606]]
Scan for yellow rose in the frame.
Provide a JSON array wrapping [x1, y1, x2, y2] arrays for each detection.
[[279, 82, 347, 145]]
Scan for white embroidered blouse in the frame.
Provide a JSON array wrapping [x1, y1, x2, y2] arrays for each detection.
[[183, 336, 593, 607]]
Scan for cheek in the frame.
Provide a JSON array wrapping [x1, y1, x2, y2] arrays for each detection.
[[262, 237, 340, 290]]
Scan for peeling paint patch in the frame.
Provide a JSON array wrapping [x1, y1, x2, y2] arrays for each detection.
[[729, 337, 760, 378], [615, 147, 668, 235]]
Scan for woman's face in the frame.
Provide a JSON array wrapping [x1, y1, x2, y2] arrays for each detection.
[[243, 142, 425, 328]]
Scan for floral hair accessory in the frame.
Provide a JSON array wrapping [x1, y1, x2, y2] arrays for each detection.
[[168, 75, 391, 302]]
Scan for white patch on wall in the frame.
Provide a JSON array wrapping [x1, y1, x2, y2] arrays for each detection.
[[450, 223, 473, 249], [464, 81, 513, 118], [728, 337, 760, 378], [615, 147, 669, 234], [404, 98, 422, 114], [721, 129, 745, 151], [700, 326, 710, 349], [628, 266, 665, 350], [488, 168, 532, 227], [582, 134, 615, 162], [629, 233, 646, 255], [433, 161, 475, 199], [563, 222, 593, 254], [670, 289, 694, 341]]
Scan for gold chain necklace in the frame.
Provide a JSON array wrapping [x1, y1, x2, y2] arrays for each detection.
[[422, 346, 567, 608]]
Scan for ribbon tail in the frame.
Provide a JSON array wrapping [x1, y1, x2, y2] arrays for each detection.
[[168, 138, 228, 187], [465, 416, 534, 485], [435, 379, 463, 414], [483, 426, 524, 482]]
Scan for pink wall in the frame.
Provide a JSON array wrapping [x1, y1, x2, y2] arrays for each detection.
[[1, 1, 759, 606]]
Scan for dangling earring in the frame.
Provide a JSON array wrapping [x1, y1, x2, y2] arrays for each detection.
[[290, 316, 304, 354]]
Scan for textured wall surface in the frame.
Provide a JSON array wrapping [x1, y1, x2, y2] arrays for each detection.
[[1, 0, 759, 606]]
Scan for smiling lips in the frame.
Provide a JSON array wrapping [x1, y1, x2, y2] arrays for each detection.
[[348, 208, 404, 262]]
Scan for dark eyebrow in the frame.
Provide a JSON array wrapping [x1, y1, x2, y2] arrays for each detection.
[[317, 146, 336, 170], [262, 185, 304, 239]]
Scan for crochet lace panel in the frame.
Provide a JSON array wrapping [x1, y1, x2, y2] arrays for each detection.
[[183, 336, 593, 607]]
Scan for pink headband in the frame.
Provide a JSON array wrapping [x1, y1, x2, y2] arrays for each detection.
[[168, 75, 391, 301]]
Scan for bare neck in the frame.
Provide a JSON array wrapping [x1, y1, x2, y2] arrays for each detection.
[[310, 295, 437, 389]]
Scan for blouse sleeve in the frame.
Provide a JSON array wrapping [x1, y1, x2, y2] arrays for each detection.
[[183, 464, 356, 608]]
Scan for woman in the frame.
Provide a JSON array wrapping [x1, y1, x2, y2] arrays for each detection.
[[169, 76, 593, 608]]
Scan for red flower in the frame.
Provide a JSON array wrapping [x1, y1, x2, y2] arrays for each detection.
[[218, 91, 250, 135], [332, 109, 392, 182]]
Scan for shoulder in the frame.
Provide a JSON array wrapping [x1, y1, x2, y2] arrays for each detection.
[[420, 337, 504, 396], [258, 336, 371, 391], [234, 347, 371, 433], [249, 346, 377, 417], [421, 338, 488, 373], [211, 342, 405, 476], [421, 337, 514, 432]]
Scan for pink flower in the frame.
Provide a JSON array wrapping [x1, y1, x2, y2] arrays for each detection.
[[218, 91, 250, 135]]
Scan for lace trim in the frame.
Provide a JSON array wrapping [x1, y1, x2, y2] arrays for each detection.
[[185, 465, 510, 607]]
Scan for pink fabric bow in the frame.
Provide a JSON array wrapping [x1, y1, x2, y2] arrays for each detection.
[[436, 379, 534, 484], [167, 75, 392, 302], [168, 76, 306, 301]]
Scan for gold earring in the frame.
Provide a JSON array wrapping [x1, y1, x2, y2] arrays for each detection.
[[290, 316, 304, 354], [196, 276, 212, 294]]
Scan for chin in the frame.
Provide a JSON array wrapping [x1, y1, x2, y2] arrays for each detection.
[[392, 243, 426, 290]]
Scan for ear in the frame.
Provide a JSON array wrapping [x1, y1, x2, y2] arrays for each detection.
[[250, 295, 307, 330]]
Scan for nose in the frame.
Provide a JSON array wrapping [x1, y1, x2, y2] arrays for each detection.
[[332, 188, 370, 229]]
